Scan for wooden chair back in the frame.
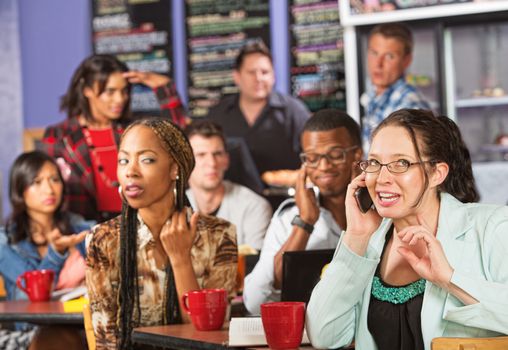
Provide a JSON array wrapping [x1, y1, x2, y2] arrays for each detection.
[[0, 276, 7, 299], [432, 336, 508, 350], [83, 302, 96, 350], [23, 128, 45, 151]]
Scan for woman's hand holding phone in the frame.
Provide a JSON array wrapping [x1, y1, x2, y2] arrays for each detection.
[[355, 187, 374, 213], [343, 173, 382, 255]]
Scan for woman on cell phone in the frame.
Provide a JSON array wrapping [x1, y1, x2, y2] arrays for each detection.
[[85, 118, 238, 350], [306, 109, 508, 350]]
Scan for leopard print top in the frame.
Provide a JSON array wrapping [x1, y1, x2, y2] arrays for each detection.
[[85, 213, 237, 349]]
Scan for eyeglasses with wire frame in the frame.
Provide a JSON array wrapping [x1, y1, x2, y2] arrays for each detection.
[[358, 159, 437, 174], [300, 146, 358, 168]]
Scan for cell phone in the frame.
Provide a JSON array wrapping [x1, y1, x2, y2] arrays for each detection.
[[354, 187, 374, 213], [186, 207, 193, 224]]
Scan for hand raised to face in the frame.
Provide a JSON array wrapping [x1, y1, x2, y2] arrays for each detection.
[[397, 214, 453, 289], [295, 165, 320, 225], [123, 71, 170, 89], [345, 172, 382, 238], [160, 209, 199, 268]]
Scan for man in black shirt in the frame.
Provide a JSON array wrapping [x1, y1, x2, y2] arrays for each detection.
[[207, 42, 311, 197]]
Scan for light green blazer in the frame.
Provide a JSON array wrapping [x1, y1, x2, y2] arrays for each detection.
[[306, 193, 508, 350]]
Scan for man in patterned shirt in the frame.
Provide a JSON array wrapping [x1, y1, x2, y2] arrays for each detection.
[[361, 23, 430, 153]]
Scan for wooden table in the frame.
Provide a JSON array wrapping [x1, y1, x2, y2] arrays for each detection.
[[133, 323, 229, 350], [132, 323, 318, 350], [0, 300, 83, 325]]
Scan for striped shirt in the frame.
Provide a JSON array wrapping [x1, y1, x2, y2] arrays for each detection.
[[361, 77, 430, 154]]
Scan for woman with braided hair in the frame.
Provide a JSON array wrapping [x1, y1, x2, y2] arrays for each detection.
[[307, 109, 508, 350], [85, 118, 238, 350]]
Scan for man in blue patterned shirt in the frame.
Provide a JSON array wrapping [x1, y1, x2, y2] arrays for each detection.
[[361, 23, 430, 153]]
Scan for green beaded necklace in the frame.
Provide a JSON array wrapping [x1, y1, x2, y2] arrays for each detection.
[[371, 275, 426, 304], [371, 224, 426, 304]]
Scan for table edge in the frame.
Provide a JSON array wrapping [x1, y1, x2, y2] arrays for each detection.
[[0, 313, 83, 325], [132, 329, 230, 350]]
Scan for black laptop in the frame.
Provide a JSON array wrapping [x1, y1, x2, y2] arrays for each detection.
[[281, 249, 335, 304], [224, 137, 264, 195]]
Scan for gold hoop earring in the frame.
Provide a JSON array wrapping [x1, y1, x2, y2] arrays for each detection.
[[173, 174, 180, 208], [118, 185, 127, 203], [173, 185, 178, 208]]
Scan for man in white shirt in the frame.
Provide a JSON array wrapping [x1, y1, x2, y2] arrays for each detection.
[[243, 109, 363, 315], [185, 120, 272, 251]]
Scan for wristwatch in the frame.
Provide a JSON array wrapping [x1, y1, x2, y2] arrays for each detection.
[[291, 215, 314, 234]]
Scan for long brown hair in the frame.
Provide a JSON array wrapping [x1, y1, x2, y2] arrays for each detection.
[[60, 54, 131, 123], [372, 109, 479, 204], [7, 151, 72, 244]]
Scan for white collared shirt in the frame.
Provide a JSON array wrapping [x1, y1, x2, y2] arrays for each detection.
[[243, 198, 342, 315]]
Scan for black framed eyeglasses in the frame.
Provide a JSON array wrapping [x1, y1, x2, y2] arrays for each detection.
[[300, 146, 358, 168], [358, 159, 436, 174]]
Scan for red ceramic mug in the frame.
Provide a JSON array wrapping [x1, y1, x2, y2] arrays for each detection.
[[261, 301, 305, 350], [181, 288, 227, 331], [16, 269, 55, 302]]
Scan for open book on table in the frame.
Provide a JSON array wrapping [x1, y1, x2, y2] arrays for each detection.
[[51, 285, 87, 302], [228, 317, 310, 347]]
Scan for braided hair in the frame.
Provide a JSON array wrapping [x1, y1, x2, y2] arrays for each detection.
[[372, 109, 479, 205], [116, 117, 195, 349]]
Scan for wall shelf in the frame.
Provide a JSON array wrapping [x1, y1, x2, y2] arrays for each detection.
[[339, 1, 508, 26], [456, 96, 508, 108]]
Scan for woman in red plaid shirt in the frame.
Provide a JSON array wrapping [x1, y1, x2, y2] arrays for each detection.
[[41, 54, 187, 222]]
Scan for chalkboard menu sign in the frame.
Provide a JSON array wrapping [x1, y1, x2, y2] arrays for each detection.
[[289, 0, 346, 112], [185, 0, 271, 118], [92, 0, 172, 114]]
